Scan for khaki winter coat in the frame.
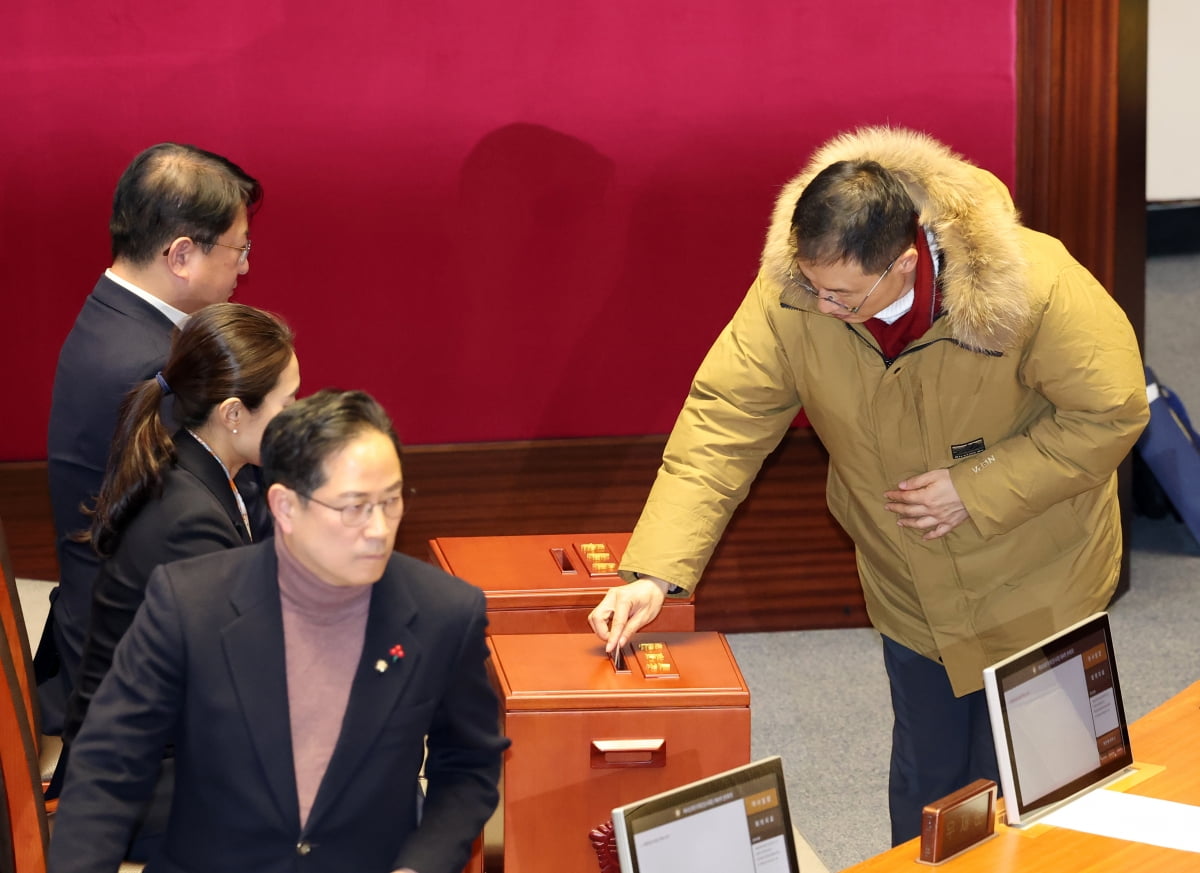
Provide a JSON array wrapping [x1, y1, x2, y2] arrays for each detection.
[[620, 128, 1149, 695]]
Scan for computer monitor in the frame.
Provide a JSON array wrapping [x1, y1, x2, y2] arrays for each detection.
[[982, 611, 1134, 825], [610, 756, 800, 873]]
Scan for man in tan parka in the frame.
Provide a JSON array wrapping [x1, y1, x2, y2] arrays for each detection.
[[589, 127, 1149, 844]]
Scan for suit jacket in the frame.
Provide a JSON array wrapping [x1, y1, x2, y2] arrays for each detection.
[[48, 541, 509, 873], [42, 277, 271, 734], [63, 429, 252, 747], [46, 274, 176, 681]]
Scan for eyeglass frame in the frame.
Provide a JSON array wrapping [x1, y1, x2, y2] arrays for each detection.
[[161, 238, 252, 265], [788, 252, 901, 314], [299, 490, 405, 527]]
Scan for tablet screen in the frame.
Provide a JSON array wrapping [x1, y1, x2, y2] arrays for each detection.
[[611, 757, 799, 873], [983, 612, 1133, 824]]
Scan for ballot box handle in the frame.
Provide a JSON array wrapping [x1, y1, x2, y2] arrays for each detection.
[[590, 738, 667, 769]]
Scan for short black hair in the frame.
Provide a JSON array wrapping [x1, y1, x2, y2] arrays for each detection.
[[790, 160, 916, 273], [261, 389, 403, 497], [110, 143, 262, 265]]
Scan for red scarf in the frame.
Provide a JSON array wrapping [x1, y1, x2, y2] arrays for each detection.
[[862, 226, 940, 361]]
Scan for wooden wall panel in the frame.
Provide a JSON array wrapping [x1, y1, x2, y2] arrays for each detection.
[[0, 433, 864, 634], [1016, 0, 1148, 342], [1016, 0, 1147, 592], [396, 433, 865, 632], [0, 464, 56, 583]]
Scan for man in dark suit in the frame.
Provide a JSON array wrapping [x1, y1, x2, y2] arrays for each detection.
[[49, 390, 509, 873], [41, 143, 262, 732]]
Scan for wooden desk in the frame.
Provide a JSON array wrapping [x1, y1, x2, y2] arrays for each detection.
[[846, 680, 1200, 872]]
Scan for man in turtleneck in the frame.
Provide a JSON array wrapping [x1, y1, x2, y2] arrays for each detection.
[[50, 389, 509, 873]]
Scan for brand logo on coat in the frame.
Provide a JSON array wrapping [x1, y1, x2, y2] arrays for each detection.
[[970, 455, 997, 474], [951, 438, 987, 460]]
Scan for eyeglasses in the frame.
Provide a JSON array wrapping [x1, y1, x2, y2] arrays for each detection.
[[161, 238, 252, 265], [209, 239, 252, 265], [789, 254, 900, 314], [301, 491, 404, 527]]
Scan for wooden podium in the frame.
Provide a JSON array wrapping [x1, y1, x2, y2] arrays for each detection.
[[429, 532, 695, 634], [482, 631, 750, 873]]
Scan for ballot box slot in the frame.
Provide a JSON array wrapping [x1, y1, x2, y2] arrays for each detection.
[[548, 547, 577, 574]]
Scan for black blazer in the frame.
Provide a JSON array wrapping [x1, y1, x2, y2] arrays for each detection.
[[49, 541, 509, 873], [62, 429, 253, 747], [46, 275, 176, 678]]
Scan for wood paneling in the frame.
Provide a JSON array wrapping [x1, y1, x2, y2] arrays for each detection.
[[0, 464, 57, 583], [1016, 0, 1148, 593], [399, 433, 864, 633], [1016, 0, 1148, 342], [0, 433, 863, 634]]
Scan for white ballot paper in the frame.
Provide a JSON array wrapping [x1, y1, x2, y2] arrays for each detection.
[[1042, 789, 1200, 853]]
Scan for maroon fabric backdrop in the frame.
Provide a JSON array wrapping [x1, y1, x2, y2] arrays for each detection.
[[1, 0, 1016, 458]]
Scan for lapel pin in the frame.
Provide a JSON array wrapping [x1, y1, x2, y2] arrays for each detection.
[[375, 644, 406, 674]]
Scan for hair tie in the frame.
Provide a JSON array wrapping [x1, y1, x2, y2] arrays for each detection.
[[155, 372, 173, 395]]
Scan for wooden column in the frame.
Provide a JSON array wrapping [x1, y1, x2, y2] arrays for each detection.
[[1017, 0, 1148, 593], [1016, 0, 1147, 342]]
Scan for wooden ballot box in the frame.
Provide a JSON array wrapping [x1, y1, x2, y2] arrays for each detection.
[[483, 632, 750, 873], [429, 532, 696, 634]]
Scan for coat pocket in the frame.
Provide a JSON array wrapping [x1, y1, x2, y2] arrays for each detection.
[[949, 497, 1088, 594]]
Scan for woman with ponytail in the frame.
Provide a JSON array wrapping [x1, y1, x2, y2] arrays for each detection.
[[55, 302, 298, 861]]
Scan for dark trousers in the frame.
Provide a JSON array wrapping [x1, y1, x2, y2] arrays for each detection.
[[881, 635, 1000, 845], [33, 585, 71, 737]]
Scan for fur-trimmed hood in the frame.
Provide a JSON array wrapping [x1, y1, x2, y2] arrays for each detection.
[[761, 127, 1034, 352]]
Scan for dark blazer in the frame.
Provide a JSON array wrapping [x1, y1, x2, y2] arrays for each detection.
[[45, 275, 176, 698], [63, 429, 253, 747], [42, 277, 270, 733], [49, 541, 509, 873]]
